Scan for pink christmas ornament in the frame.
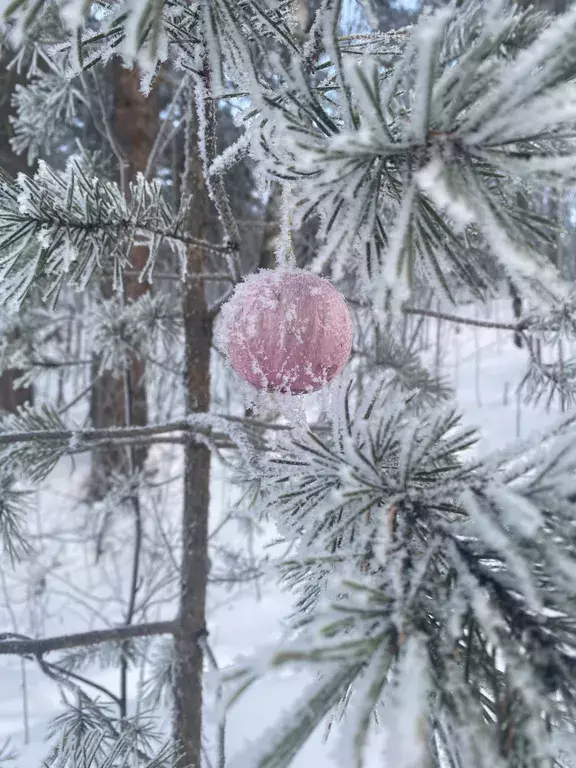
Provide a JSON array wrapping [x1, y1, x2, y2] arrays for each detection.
[[219, 269, 353, 395]]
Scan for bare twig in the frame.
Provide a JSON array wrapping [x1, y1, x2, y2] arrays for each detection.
[[86, 70, 129, 197], [144, 75, 189, 181], [348, 296, 526, 333], [42, 659, 122, 706], [402, 305, 524, 332]]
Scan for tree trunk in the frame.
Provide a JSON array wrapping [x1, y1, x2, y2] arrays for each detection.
[[173, 95, 213, 768], [115, 61, 158, 444], [89, 63, 159, 496], [0, 370, 33, 413], [0, 58, 34, 413]]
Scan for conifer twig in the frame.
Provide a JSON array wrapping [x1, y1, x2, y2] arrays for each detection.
[[0, 415, 329, 447]]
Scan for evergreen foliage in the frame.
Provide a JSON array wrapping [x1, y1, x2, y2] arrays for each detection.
[[2, 0, 576, 766]]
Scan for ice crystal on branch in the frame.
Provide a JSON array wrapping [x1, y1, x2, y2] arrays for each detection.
[[2, 0, 297, 84], [250, 0, 574, 311], [3, 0, 576, 767], [44, 702, 177, 768], [10, 51, 83, 164], [91, 293, 182, 376], [0, 159, 221, 308]]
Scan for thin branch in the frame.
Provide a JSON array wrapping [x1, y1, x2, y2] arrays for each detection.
[[144, 75, 189, 180], [206, 215, 279, 229], [402, 305, 524, 332], [224, 413, 328, 432], [0, 414, 329, 447], [23, 358, 93, 369], [85, 70, 129, 197], [139, 226, 235, 255], [0, 621, 176, 656], [42, 659, 122, 706], [121, 270, 235, 282], [348, 296, 526, 332], [0, 422, 192, 445], [73, 435, 187, 452], [13, 210, 233, 258], [58, 379, 98, 417]]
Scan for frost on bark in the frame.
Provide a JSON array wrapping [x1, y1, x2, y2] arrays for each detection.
[[172, 102, 213, 768], [89, 63, 159, 496]]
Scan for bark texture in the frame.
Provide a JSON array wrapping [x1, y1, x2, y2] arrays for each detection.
[[89, 63, 159, 495], [173, 98, 213, 768], [0, 59, 34, 413]]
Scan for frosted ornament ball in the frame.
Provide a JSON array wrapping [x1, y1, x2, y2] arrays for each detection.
[[219, 269, 353, 395]]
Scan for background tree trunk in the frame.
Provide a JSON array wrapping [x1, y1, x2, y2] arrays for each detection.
[[89, 64, 159, 496], [0, 58, 34, 413]]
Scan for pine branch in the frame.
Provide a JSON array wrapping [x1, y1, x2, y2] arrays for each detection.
[[6, 208, 233, 255], [253, 0, 575, 308], [0, 162, 237, 308], [0, 421, 192, 446], [0, 621, 176, 656], [0, 413, 327, 447]]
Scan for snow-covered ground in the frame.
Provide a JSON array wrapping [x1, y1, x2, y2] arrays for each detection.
[[0, 298, 573, 767]]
